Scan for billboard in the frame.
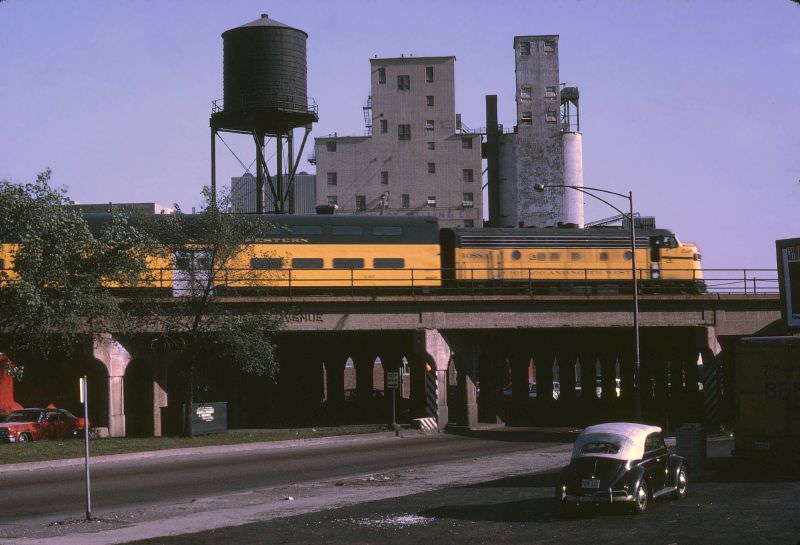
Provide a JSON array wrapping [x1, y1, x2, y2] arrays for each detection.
[[776, 237, 800, 330]]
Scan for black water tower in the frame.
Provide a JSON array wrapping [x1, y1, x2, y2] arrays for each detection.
[[210, 14, 318, 213]]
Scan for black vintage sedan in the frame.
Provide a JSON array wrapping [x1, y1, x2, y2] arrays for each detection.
[[556, 422, 688, 514]]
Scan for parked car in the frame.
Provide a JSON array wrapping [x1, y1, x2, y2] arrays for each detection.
[[556, 422, 688, 514], [0, 408, 87, 443]]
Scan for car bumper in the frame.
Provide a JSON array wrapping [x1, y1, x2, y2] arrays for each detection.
[[0, 436, 18, 443], [563, 490, 634, 504]]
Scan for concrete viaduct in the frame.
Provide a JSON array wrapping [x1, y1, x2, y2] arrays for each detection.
[[75, 294, 781, 437]]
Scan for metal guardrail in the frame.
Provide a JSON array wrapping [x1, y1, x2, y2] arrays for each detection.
[[100, 267, 780, 297], [1, 267, 779, 296]]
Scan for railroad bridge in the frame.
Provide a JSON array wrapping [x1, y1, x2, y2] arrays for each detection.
[[12, 294, 781, 437]]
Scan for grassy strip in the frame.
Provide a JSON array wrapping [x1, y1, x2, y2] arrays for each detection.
[[0, 425, 387, 466]]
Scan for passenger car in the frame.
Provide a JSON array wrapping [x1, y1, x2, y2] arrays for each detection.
[[556, 422, 688, 514], [0, 408, 87, 443]]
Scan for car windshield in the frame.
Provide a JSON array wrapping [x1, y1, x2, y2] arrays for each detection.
[[4, 410, 42, 422], [580, 441, 621, 454]]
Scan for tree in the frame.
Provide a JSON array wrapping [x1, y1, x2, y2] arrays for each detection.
[[134, 189, 283, 434], [0, 170, 150, 365]]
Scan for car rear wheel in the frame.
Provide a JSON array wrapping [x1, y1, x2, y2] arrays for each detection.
[[17, 433, 32, 443], [631, 481, 649, 515], [673, 467, 688, 500]]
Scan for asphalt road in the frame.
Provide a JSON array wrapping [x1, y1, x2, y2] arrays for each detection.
[[0, 430, 573, 524], [126, 449, 800, 545]]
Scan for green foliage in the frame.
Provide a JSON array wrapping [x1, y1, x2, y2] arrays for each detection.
[[135, 188, 283, 385], [0, 170, 150, 361]]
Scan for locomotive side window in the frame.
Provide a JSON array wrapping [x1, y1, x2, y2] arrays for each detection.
[[372, 226, 402, 236], [374, 258, 405, 268], [599, 252, 609, 261], [0, 258, 4, 270], [570, 252, 581, 261], [511, 250, 522, 261], [292, 258, 324, 269], [537, 252, 547, 261], [332, 226, 363, 236], [251, 258, 284, 270], [333, 258, 365, 269], [549, 252, 560, 261], [291, 226, 323, 235]]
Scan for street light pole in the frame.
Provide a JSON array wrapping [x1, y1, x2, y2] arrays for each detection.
[[533, 183, 642, 421]]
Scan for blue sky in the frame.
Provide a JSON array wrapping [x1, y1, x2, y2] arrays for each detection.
[[1, 0, 797, 270]]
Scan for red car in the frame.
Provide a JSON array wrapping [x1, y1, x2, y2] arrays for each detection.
[[0, 408, 87, 443]]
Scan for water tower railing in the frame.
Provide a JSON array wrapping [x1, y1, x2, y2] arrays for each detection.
[[211, 95, 318, 116]]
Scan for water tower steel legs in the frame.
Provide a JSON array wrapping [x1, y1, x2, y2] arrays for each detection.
[[210, 129, 217, 209], [256, 132, 265, 214]]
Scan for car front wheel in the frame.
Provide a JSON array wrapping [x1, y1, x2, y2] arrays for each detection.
[[631, 481, 649, 515], [673, 467, 688, 500], [17, 433, 32, 443]]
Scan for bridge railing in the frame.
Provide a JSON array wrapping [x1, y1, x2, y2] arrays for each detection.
[[117, 267, 779, 297]]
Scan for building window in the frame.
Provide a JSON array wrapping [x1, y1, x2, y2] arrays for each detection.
[[397, 74, 410, 90], [545, 86, 557, 98], [461, 137, 472, 149], [462, 169, 474, 183], [326, 141, 337, 152], [462, 192, 474, 207], [426, 95, 434, 107], [546, 109, 558, 123], [327, 195, 338, 206], [427, 141, 436, 150], [520, 41, 531, 55], [520, 86, 532, 100], [378, 67, 386, 84], [427, 196, 436, 207], [543, 40, 556, 53], [401, 194, 410, 208], [398, 124, 411, 141], [326, 172, 337, 185], [427, 162, 436, 174], [521, 111, 532, 124], [425, 120, 434, 131], [381, 171, 389, 185], [380, 119, 388, 133], [356, 195, 366, 211], [463, 220, 474, 228], [425, 66, 434, 82]]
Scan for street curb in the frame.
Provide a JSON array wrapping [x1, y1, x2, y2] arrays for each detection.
[[0, 430, 418, 474]]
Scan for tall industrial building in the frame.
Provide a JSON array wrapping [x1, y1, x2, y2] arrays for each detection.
[[230, 171, 317, 214], [314, 56, 482, 228], [489, 35, 584, 228]]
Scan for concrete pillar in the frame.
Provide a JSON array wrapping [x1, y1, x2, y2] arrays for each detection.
[[510, 349, 531, 425], [450, 336, 480, 429], [92, 333, 132, 438], [325, 357, 346, 419], [152, 353, 168, 437], [413, 329, 452, 429]]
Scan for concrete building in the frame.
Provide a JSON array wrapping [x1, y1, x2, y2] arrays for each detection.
[[314, 56, 482, 228], [493, 35, 584, 228], [231, 171, 317, 214]]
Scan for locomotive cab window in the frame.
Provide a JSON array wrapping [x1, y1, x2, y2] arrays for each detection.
[[333, 258, 364, 269], [292, 258, 324, 269]]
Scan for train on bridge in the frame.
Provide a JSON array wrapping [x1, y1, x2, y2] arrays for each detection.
[[0, 214, 704, 294]]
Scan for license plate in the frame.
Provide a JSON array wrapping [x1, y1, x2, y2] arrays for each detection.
[[581, 479, 601, 489]]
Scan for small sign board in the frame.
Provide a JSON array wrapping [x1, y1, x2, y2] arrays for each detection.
[[776, 238, 800, 330], [387, 371, 400, 389], [190, 402, 228, 436]]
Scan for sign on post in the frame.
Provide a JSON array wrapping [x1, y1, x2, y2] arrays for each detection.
[[387, 371, 400, 389]]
